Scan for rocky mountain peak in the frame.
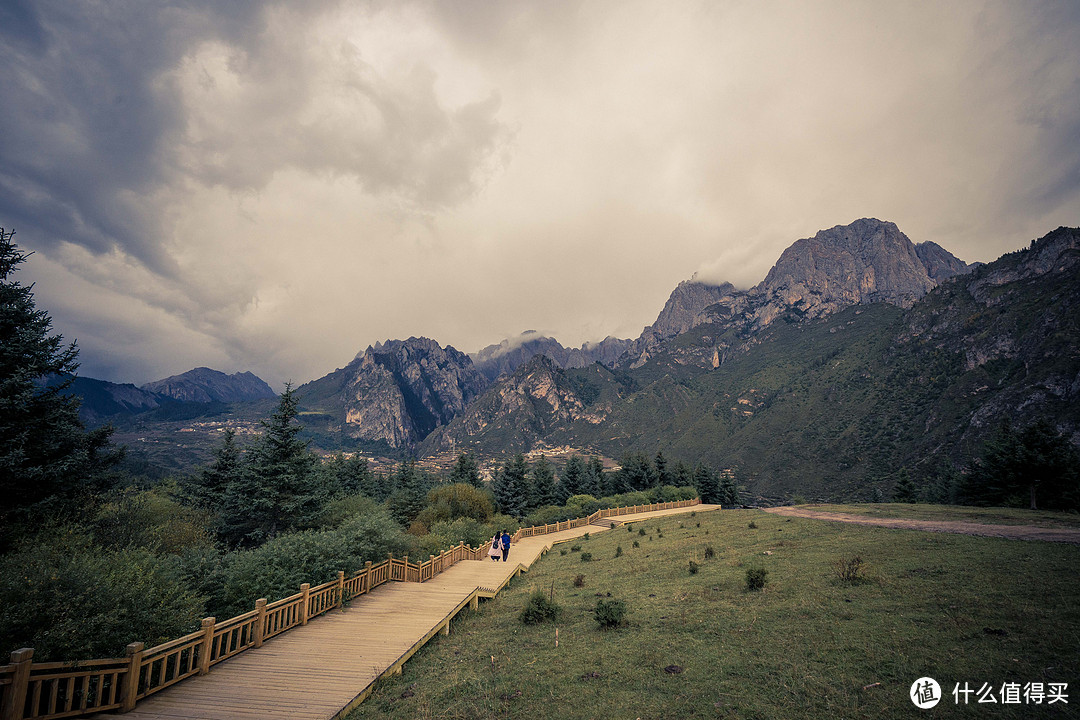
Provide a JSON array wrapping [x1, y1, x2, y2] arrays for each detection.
[[303, 336, 487, 449], [471, 331, 630, 381], [141, 367, 276, 403]]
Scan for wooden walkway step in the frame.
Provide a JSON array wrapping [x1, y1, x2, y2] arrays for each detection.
[[90, 504, 719, 720]]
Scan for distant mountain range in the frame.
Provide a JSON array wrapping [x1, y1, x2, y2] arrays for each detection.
[[60, 218, 1080, 501]]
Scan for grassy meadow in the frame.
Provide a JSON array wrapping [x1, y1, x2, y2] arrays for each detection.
[[347, 507, 1079, 720], [799, 503, 1080, 529]]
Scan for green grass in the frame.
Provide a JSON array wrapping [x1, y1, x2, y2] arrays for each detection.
[[345, 508, 1079, 719], [803, 503, 1080, 529]]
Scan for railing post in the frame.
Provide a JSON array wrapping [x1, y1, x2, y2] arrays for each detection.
[[119, 642, 144, 712], [2, 648, 32, 720], [336, 571, 345, 607], [197, 617, 215, 675], [300, 584, 311, 625], [364, 561, 372, 593], [254, 599, 267, 648]]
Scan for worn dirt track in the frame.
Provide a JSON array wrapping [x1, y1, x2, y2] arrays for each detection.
[[764, 506, 1080, 544]]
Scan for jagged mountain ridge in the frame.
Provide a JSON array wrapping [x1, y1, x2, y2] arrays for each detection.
[[470, 331, 631, 381], [141, 367, 276, 403], [296, 337, 487, 449], [624, 218, 971, 368], [425, 225, 1079, 500]]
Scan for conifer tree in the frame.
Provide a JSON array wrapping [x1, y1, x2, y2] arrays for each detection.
[[183, 428, 242, 509], [0, 227, 119, 536], [693, 463, 721, 504], [221, 384, 324, 544], [492, 454, 529, 517], [584, 456, 605, 497], [388, 460, 429, 526], [561, 455, 587, 497], [529, 455, 558, 509], [654, 451, 672, 486], [448, 452, 482, 488]]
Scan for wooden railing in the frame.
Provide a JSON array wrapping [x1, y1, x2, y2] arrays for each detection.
[[0, 498, 701, 720]]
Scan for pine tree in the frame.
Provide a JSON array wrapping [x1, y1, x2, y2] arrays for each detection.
[[561, 455, 587, 497], [0, 227, 119, 537], [183, 428, 242, 508], [617, 452, 655, 491], [492, 454, 529, 517], [387, 460, 429, 526], [448, 452, 482, 488], [892, 468, 918, 503], [221, 384, 325, 544], [693, 463, 721, 504], [584, 456, 605, 497], [673, 460, 693, 487], [654, 451, 672, 486], [719, 470, 739, 506], [529, 455, 558, 509]]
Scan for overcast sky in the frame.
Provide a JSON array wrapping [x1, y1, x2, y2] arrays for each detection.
[[3, 1, 1078, 388]]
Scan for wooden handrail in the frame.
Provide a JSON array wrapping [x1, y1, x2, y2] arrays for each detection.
[[0, 498, 701, 720]]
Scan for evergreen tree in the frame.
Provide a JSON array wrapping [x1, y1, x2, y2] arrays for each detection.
[[892, 468, 918, 503], [654, 451, 672, 486], [673, 460, 694, 487], [221, 384, 324, 545], [719, 470, 739, 506], [0, 228, 119, 537], [617, 452, 655, 491], [693, 463, 721, 504], [561, 455, 587, 497], [529, 455, 558, 509], [335, 453, 372, 496], [585, 456, 605, 497], [387, 460, 430, 526], [492, 454, 529, 517], [963, 419, 1079, 510], [183, 428, 242, 509], [448, 452, 483, 488]]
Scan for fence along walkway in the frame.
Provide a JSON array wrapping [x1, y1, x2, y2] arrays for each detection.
[[0, 500, 710, 720]]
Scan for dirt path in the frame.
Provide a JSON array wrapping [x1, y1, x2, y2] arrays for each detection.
[[764, 506, 1080, 544]]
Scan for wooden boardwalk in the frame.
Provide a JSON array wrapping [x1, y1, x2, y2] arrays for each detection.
[[89, 505, 717, 720]]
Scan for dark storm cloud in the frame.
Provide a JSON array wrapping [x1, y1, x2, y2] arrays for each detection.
[[0, 1, 266, 272]]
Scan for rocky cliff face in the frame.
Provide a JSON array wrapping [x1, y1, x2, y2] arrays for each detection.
[[424, 354, 608, 453], [301, 337, 487, 448], [471, 331, 631, 381], [142, 367, 276, 403], [624, 218, 971, 369]]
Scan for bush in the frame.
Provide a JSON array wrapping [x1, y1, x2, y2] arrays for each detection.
[[745, 567, 768, 591], [834, 555, 865, 584], [583, 532, 590, 540], [519, 590, 561, 624], [580, 552, 593, 562], [704, 545, 715, 559], [415, 483, 494, 527], [688, 560, 700, 575], [573, 574, 585, 587], [748, 521, 758, 529], [0, 531, 205, 661], [594, 598, 627, 628], [524, 504, 576, 527], [615, 545, 623, 557], [570, 544, 582, 552], [638, 528, 646, 536], [632, 540, 639, 548]]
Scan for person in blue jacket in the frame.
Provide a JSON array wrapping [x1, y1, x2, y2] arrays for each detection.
[[500, 530, 511, 562]]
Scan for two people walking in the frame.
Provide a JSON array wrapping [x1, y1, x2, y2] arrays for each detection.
[[487, 530, 511, 562]]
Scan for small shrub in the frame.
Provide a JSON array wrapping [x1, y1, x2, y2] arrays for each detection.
[[519, 590, 561, 624], [688, 560, 700, 575], [627, 524, 634, 533], [691, 511, 696, 517], [657, 531, 663, 538], [583, 532, 590, 540], [834, 555, 865, 584], [638, 528, 646, 536], [580, 552, 593, 562], [745, 567, 768, 591], [615, 545, 623, 557], [573, 574, 585, 587], [560, 548, 567, 555], [570, 544, 582, 552], [703, 545, 715, 559], [696, 522, 700, 527], [748, 521, 757, 529], [632, 540, 639, 548], [594, 598, 627, 628]]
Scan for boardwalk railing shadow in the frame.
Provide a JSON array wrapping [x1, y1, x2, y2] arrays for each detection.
[[0, 499, 700, 720]]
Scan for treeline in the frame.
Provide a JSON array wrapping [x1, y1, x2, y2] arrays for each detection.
[[891, 418, 1079, 510]]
